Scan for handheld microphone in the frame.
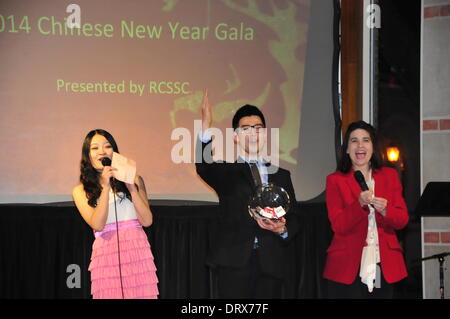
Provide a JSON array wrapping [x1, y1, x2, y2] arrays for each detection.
[[354, 170, 375, 211], [101, 157, 115, 187], [101, 156, 124, 298], [354, 170, 369, 191], [101, 157, 112, 167]]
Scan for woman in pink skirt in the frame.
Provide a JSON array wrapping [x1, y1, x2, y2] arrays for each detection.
[[72, 129, 159, 299]]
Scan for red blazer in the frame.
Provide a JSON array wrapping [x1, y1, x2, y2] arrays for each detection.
[[323, 166, 408, 285]]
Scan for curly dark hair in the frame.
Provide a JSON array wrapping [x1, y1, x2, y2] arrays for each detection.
[[80, 129, 131, 207]]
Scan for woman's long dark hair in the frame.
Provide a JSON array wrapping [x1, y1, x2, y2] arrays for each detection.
[[337, 121, 383, 173], [80, 129, 131, 207]]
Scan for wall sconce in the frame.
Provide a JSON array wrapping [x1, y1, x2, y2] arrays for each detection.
[[386, 146, 400, 163]]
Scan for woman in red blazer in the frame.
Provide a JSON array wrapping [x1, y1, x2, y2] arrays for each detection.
[[323, 121, 408, 298]]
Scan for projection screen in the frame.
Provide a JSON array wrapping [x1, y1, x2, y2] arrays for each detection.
[[0, 0, 336, 203]]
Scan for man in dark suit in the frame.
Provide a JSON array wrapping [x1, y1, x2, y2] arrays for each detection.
[[196, 90, 300, 298]]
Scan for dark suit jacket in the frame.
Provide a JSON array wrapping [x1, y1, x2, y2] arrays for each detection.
[[323, 167, 408, 284], [196, 139, 300, 278]]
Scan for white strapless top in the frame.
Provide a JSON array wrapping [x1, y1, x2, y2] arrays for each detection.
[[105, 190, 137, 225]]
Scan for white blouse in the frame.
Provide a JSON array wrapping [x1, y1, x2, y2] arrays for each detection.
[[359, 177, 381, 292]]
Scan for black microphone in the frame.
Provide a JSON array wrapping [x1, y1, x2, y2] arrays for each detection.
[[101, 157, 115, 187], [354, 170, 375, 210], [354, 170, 369, 191], [101, 157, 112, 167], [101, 156, 124, 298]]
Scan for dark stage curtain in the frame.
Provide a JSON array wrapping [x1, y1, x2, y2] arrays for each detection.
[[0, 201, 332, 299]]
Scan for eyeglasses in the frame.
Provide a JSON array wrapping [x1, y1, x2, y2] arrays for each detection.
[[237, 124, 265, 134]]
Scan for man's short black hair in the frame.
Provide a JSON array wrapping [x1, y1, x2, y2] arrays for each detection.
[[232, 104, 266, 130]]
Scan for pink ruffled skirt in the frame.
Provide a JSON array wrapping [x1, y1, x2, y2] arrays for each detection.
[[89, 219, 159, 299]]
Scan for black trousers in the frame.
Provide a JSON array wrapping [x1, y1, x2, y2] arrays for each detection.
[[327, 266, 394, 299], [212, 248, 284, 299]]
